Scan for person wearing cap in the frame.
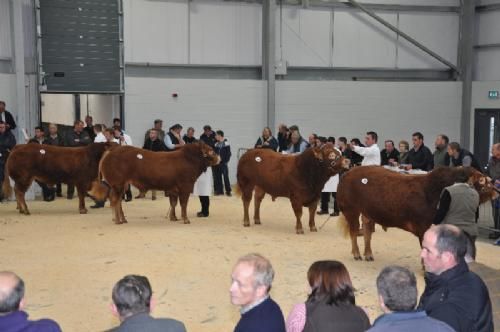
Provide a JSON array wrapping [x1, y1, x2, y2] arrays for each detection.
[[164, 124, 185, 151], [144, 119, 165, 145]]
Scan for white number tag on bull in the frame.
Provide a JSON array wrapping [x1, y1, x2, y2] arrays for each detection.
[[137, 154, 143, 160], [40, 149, 46, 155], [361, 178, 368, 184]]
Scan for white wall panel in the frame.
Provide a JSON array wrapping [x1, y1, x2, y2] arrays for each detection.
[[397, 13, 458, 68], [0, 73, 16, 112], [277, 8, 331, 67], [41, 94, 75, 126], [333, 12, 397, 68], [475, 50, 500, 82], [189, 2, 261, 65], [477, 11, 500, 46], [124, 0, 188, 63], [0, 0, 12, 59], [125, 77, 265, 181], [276, 81, 462, 146]]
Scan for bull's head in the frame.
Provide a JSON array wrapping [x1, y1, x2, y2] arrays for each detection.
[[313, 143, 350, 175], [467, 168, 498, 203], [199, 142, 220, 166]]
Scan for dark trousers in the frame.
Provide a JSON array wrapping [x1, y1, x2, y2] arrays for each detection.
[[199, 196, 210, 215], [67, 184, 75, 199], [320, 192, 339, 213], [493, 200, 500, 233], [0, 161, 5, 199], [36, 181, 54, 200], [55, 183, 62, 196], [214, 163, 231, 194]]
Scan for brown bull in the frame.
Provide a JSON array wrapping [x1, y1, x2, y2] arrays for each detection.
[[92, 142, 219, 224], [2, 142, 114, 215], [236, 145, 349, 234], [337, 166, 497, 261]]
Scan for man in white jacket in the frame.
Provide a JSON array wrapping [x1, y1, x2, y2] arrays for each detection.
[[351, 131, 381, 235], [351, 131, 381, 166]]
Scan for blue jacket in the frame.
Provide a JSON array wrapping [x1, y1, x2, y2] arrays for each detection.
[[367, 310, 454, 332], [215, 139, 231, 164], [0, 311, 61, 332], [234, 297, 285, 332]]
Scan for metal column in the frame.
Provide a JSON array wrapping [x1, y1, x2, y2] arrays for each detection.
[[458, 0, 475, 149], [262, 0, 276, 130], [11, 0, 28, 139]]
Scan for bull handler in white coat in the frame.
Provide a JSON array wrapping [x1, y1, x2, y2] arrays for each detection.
[[193, 164, 213, 218], [317, 137, 340, 217]]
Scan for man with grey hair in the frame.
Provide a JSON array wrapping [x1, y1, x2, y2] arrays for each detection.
[[230, 253, 285, 332], [0, 271, 61, 331], [418, 225, 493, 332], [368, 266, 454, 331]]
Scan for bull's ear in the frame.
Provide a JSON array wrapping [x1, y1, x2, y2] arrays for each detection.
[[313, 147, 323, 160]]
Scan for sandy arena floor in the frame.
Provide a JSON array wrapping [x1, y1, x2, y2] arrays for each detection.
[[1, 192, 499, 331]]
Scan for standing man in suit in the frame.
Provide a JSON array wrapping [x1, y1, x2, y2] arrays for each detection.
[[0, 121, 16, 201], [0, 101, 16, 132], [213, 130, 232, 196]]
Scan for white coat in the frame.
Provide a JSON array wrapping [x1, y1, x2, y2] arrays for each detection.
[[322, 174, 339, 193], [193, 167, 213, 196]]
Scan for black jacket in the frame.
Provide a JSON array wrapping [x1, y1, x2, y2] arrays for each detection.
[[65, 130, 91, 146], [143, 138, 167, 152], [277, 132, 290, 152], [255, 136, 278, 151], [0, 110, 16, 131], [0, 131, 16, 161], [450, 149, 482, 172], [418, 259, 493, 332], [380, 148, 400, 166], [182, 135, 197, 144], [44, 135, 64, 146], [107, 313, 186, 332], [408, 144, 434, 171], [200, 132, 216, 148]]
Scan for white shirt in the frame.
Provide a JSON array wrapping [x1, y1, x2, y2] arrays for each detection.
[[119, 133, 133, 146], [94, 132, 106, 143], [353, 144, 381, 166]]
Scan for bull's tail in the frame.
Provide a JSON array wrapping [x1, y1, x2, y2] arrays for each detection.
[[88, 150, 111, 201], [2, 159, 12, 200], [337, 212, 350, 238]]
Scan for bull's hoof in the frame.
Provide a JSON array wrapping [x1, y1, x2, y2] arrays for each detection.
[[310, 226, 317, 232], [169, 217, 179, 222], [79, 208, 88, 214], [23, 210, 30, 215], [364, 256, 374, 262], [254, 219, 261, 225], [243, 220, 250, 227], [122, 218, 128, 224], [354, 255, 362, 261], [296, 229, 304, 235], [114, 220, 125, 225]]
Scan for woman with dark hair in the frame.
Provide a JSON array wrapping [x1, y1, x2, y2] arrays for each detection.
[[286, 261, 370, 332], [255, 127, 279, 151]]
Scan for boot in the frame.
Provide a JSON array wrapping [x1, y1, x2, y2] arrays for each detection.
[[91, 201, 105, 209]]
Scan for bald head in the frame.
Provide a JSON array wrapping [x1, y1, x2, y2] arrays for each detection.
[[0, 271, 24, 313]]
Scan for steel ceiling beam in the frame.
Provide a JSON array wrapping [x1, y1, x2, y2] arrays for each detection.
[[346, 0, 459, 74], [476, 3, 500, 13]]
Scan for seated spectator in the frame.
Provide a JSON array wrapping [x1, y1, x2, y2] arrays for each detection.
[[464, 235, 500, 329], [380, 140, 399, 166], [286, 260, 370, 332], [433, 168, 480, 243], [433, 134, 450, 169], [104, 128, 119, 144], [255, 127, 278, 151], [94, 124, 107, 143], [286, 130, 308, 154], [231, 253, 285, 332], [398, 140, 410, 165], [277, 124, 290, 152], [143, 129, 167, 152], [200, 125, 216, 147], [408, 132, 433, 171], [28, 126, 46, 144], [182, 127, 196, 144], [113, 126, 133, 146], [109, 274, 186, 332], [367, 266, 454, 332], [418, 224, 493, 332], [144, 119, 165, 145], [165, 124, 185, 151], [448, 142, 482, 171], [307, 134, 318, 148], [0, 271, 61, 332]]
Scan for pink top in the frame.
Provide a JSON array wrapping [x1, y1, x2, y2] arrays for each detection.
[[286, 303, 306, 332]]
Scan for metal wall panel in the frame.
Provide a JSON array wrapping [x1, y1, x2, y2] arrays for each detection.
[[477, 11, 500, 45], [39, 0, 122, 92], [397, 12, 458, 69], [0, 0, 12, 59]]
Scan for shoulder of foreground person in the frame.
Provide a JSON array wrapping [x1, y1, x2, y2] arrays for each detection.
[[29, 318, 62, 332]]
